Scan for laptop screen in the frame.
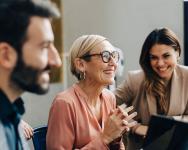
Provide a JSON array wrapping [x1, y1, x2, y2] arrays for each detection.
[[142, 115, 188, 150]]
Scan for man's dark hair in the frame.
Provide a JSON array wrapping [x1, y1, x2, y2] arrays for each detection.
[[0, 0, 60, 54]]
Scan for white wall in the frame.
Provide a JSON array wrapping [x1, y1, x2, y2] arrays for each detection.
[[22, 83, 64, 127], [63, 0, 183, 86]]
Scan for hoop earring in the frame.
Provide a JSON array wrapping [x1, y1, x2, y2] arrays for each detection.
[[79, 71, 85, 80]]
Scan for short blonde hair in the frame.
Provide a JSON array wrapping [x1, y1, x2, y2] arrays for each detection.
[[69, 35, 107, 80]]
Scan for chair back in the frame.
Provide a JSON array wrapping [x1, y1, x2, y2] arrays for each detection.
[[32, 125, 47, 150]]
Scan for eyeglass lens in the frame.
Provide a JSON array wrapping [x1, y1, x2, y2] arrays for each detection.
[[101, 51, 119, 63]]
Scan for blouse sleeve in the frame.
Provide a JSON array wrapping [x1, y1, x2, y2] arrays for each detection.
[[75, 137, 109, 150], [46, 98, 75, 150], [46, 98, 109, 150]]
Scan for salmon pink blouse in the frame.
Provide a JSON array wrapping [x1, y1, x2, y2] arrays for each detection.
[[47, 84, 125, 150]]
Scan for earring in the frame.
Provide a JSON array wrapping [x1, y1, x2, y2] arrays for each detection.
[[79, 71, 85, 80], [177, 57, 180, 63]]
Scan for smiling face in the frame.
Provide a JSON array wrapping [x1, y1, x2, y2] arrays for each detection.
[[83, 40, 118, 86], [10, 16, 61, 94], [149, 44, 179, 81]]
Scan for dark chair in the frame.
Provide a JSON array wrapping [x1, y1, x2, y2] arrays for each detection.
[[32, 125, 47, 150]]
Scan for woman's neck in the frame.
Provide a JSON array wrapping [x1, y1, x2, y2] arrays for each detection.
[[163, 77, 172, 88], [77, 81, 104, 106]]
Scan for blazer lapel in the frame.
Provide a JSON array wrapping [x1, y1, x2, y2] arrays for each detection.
[[168, 67, 182, 115], [146, 93, 157, 116]]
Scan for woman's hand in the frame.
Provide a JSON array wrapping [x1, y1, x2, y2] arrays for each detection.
[[101, 105, 137, 144], [20, 120, 34, 140], [134, 125, 148, 138]]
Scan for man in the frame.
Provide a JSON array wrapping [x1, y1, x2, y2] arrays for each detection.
[[0, 0, 62, 149]]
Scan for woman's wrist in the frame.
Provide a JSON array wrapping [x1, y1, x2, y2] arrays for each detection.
[[100, 133, 113, 145], [134, 125, 148, 138], [131, 123, 141, 134]]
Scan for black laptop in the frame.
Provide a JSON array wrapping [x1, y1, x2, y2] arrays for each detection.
[[142, 115, 188, 150]]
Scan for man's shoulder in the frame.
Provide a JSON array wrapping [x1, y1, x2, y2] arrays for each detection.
[[0, 121, 9, 149]]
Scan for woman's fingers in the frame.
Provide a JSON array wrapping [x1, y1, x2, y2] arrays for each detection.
[[122, 119, 128, 126], [24, 127, 32, 139], [118, 103, 127, 109], [126, 112, 137, 121], [102, 105, 137, 143], [124, 106, 134, 113], [117, 105, 134, 114], [127, 120, 138, 128], [117, 105, 137, 121], [21, 120, 34, 140]]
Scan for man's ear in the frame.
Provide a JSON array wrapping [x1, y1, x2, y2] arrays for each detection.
[[74, 58, 86, 72], [0, 42, 17, 69]]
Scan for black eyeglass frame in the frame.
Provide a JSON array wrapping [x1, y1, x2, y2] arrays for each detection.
[[80, 50, 120, 63]]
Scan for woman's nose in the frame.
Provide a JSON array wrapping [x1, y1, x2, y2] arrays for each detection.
[[157, 58, 165, 66], [109, 56, 118, 67]]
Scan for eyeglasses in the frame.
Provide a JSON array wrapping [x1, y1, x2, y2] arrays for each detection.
[[81, 50, 120, 63]]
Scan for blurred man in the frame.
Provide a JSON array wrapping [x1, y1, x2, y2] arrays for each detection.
[[0, 0, 62, 149]]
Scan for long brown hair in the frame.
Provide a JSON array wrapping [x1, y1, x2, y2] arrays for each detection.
[[139, 28, 181, 114]]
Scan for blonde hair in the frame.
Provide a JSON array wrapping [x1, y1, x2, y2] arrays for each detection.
[[69, 35, 107, 80]]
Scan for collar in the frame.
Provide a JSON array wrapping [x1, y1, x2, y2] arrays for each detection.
[[0, 90, 25, 122]]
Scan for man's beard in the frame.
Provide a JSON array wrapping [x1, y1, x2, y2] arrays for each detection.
[[10, 57, 50, 94]]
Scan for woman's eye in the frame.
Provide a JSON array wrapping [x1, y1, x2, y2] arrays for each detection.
[[103, 54, 109, 59], [149, 56, 158, 60], [163, 54, 170, 59]]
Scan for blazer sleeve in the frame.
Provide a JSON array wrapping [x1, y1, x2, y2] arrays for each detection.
[[115, 72, 135, 106], [182, 105, 188, 120], [173, 102, 188, 122]]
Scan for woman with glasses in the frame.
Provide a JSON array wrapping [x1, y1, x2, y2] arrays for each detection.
[[115, 27, 188, 150], [46, 35, 137, 150]]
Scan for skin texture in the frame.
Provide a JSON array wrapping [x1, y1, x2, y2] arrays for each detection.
[[149, 44, 179, 81]]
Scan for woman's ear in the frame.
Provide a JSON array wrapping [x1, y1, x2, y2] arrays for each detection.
[[0, 42, 17, 69], [74, 58, 86, 72], [176, 50, 180, 56], [175, 51, 180, 62]]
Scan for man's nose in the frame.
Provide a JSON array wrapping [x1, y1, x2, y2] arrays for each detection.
[[48, 45, 62, 68]]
